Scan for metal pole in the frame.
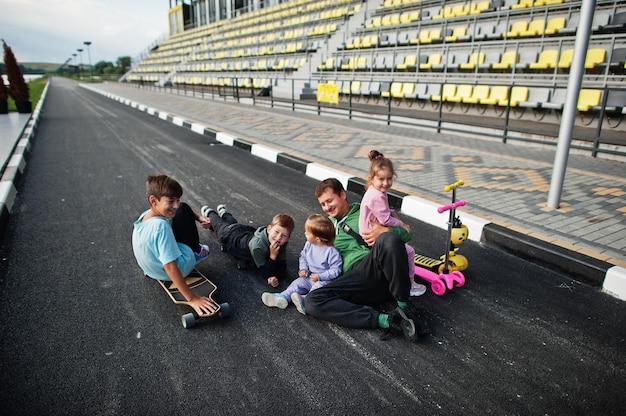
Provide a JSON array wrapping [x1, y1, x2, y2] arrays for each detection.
[[77, 48, 84, 78], [84, 41, 92, 80], [547, 0, 595, 208]]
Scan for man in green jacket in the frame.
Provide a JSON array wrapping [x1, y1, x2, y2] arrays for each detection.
[[305, 178, 425, 342]]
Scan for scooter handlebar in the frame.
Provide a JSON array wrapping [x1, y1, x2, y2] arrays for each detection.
[[444, 180, 464, 192], [437, 199, 466, 213]]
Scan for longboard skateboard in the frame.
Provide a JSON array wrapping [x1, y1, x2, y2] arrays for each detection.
[[156, 268, 231, 328]]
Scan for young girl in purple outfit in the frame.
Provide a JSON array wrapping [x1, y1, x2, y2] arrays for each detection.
[[262, 214, 342, 314]]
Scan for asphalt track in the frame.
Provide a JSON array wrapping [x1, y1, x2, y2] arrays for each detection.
[[0, 78, 624, 415]]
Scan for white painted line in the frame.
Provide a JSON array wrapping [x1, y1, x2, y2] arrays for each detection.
[[216, 132, 235, 146], [251, 144, 279, 163], [305, 163, 352, 190], [602, 266, 626, 301]]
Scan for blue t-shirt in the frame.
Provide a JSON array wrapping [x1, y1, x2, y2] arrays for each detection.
[[132, 210, 195, 281]]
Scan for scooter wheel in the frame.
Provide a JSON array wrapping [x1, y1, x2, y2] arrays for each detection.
[[431, 279, 446, 296], [453, 271, 465, 288]]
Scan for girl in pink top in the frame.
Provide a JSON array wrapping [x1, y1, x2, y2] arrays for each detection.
[[359, 150, 426, 297]]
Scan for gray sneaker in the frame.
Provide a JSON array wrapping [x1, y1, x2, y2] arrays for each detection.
[[291, 293, 306, 315], [383, 307, 418, 342]]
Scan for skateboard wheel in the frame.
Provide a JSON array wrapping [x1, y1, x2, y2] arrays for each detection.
[[182, 313, 196, 329], [218, 302, 231, 318]]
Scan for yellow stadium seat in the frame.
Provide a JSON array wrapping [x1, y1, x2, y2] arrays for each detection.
[[528, 50, 559, 69], [585, 48, 606, 69], [366, 16, 382, 29], [463, 85, 491, 104], [447, 84, 473, 103], [420, 54, 442, 70], [445, 27, 468, 42], [382, 82, 403, 98], [481, 86, 509, 105], [557, 49, 574, 69], [492, 51, 519, 70], [506, 21, 529, 38], [460, 52, 485, 70], [577, 89, 602, 111], [520, 19, 545, 37], [512, 0, 533, 9], [545, 17, 566, 35], [432, 84, 457, 101], [509, 86, 529, 106], [396, 55, 417, 71]]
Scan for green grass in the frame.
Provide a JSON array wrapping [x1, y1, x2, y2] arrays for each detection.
[[7, 75, 49, 112]]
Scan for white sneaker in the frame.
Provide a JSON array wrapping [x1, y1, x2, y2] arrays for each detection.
[[195, 244, 210, 265], [261, 293, 288, 309], [201, 205, 213, 217], [410, 282, 427, 297], [217, 204, 227, 218], [291, 293, 306, 315]]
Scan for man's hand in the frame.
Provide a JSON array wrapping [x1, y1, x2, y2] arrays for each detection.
[[267, 276, 279, 287], [362, 222, 391, 246]]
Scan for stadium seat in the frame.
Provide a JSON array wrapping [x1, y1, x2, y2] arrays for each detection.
[[512, 0, 533, 9], [419, 53, 442, 70], [585, 48, 607, 69], [558, 49, 574, 69], [520, 19, 545, 37], [506, 21, 529, 38], [491, 51, 519, 70], [545, 17, 566, 35], [396, 55, 417, 71], [600, 11, 626, 33], [509, 86, 529, 106], [362, 35, 379, 48], [542, 88, 567, 110], [480, 86, 509, 106], [528, 49, 558, 69], [593, 89, 626, 113], [459, 52, 485, 70], [340, 57, 354, 71], [577, 89, 602, 111], [431, 84, 457, 102], [447, 84, 473, 103], [598, 47, 626, 73], [462, 85, 491, 104], [355, 56, 368, 71], [445, 26, 470, 42], [317, 57, 334, 71], [519, 87, 551, 108], [366, 16, 383, 29]]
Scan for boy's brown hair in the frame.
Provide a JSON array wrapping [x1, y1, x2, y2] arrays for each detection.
[[305, 214, 336, 246], [146, 174, 183, 201], [271, 213, 295, 235]]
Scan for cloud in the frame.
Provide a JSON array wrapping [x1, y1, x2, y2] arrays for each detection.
[[0, 0, 167, 63]]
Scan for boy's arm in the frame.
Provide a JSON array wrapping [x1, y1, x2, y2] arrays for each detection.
[[163, 261, 218, 314]]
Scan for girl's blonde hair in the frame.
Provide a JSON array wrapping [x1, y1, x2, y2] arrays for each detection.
[[366, 150, 397, 189], [305, 214, 335, 246]]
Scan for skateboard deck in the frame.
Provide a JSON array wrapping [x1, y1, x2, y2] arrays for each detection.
[[156, 268, 230, 328]]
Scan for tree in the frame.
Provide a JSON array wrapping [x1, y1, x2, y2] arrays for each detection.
[[2, 39, 30, 102], [0, 66, 8, 114]]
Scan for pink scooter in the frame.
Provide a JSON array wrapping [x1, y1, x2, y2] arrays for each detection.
[[414, 181, 467, 296]]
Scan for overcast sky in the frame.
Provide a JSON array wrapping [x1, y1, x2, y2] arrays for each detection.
[[0, 0, 169, 65]]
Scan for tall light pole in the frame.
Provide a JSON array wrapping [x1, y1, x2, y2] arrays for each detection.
[[77, 48, 84, 78], [83, 41, 92, 80], [72, 53, 77, 77]]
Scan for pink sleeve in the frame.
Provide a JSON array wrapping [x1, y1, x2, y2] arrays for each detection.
[[359, 188, 404, 234]]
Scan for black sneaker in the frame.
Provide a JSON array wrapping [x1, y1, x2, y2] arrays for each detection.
[[381, 307, 419, 342]]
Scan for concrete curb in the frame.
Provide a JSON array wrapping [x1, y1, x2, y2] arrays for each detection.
[[81, 84, 626, 301], [0, 82, 49, 237]]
